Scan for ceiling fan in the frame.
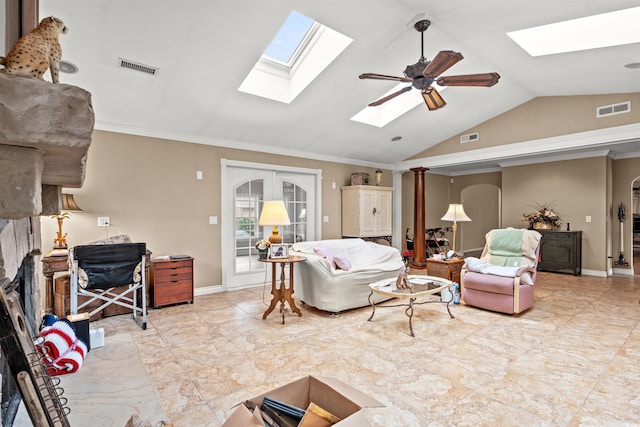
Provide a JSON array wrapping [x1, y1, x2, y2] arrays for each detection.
[[359, 19, 500, 110]]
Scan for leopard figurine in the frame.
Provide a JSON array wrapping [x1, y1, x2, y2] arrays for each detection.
[[0, 16, 68, 83]]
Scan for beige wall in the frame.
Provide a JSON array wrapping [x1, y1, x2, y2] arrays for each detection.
[[502, 157, 609, 273], [409, 93, 640, 159], [40, 130, 392, 289]]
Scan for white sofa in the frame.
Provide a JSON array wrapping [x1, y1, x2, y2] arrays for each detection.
[[289, 239, 405, 313]]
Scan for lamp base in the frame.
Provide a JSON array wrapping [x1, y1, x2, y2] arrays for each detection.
[[268, 226, 282, 244]]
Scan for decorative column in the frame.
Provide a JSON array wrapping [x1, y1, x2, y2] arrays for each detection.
[[410, 167, 428, 269]]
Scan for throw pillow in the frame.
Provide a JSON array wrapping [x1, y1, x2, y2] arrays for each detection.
[[313, 244, 336, 269], [333, 254, 351, 271]]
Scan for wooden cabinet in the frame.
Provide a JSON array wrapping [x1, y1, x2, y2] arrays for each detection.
[[538, 231, 582, 275], [150, 257, 194, 308], [341, 185, 392, 238], [426, 258, 465, 283]]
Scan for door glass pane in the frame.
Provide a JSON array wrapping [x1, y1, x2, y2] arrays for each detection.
[[235, 179, 264, 273], [282, 180, 307, 244]]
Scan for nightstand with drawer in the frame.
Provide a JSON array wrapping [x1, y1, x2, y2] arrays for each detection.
[[150, 257, 194, 308]]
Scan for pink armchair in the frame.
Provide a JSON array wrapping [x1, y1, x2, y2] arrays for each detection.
[[460, 228, 542, 314]]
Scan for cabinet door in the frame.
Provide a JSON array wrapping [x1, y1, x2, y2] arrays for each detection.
[[376, 190, 392, 235], [359, 190, 378, 235]]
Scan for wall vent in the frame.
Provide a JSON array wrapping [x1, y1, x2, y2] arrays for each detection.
[[596, 101, 630, 118], [118, 58, 159, 76], [460, 132, 479, 143]]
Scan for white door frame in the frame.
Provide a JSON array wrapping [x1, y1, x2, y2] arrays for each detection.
[[221, 159, 322, 290]]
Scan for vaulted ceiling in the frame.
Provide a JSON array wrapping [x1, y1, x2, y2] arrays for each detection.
[[39, 1, 640, 173]]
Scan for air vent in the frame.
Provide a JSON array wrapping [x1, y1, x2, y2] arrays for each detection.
[[460, 132, 479, 143], [118, 58, 159, 76], [597, 101, 630, 118]]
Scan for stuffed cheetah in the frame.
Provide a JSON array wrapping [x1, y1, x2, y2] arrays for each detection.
[[0, 16, 68, 83]]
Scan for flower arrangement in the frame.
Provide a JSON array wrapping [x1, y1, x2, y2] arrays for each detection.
[[255, 240, 271, 250], [521, 202, 561, 229]]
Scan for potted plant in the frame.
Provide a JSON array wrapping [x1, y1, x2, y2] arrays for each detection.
[[255, 240, 271, 259], [521, 202, 561, 230]]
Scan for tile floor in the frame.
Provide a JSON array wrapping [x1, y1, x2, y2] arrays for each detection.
[[84, 271, 639, 426]]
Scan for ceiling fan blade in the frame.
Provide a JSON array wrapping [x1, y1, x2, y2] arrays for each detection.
[[422, 87, 446, 111], [437, 72, 501, 87], [359, 73, 413, 83], [422, 50, 464, 79], [369, 86, 413, 106]]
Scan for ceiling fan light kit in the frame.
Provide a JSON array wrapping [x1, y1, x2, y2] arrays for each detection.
[[422, 87, 446, 110], [359, 19, 500, 110]]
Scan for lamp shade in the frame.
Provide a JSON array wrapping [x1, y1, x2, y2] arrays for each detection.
[[259, 200, 291, 244], [258, 201, 291, 226], [61, 193, 83, 211], [441, 204, 471, 222]]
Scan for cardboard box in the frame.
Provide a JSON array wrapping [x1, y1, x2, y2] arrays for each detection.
[[222, 376, 383, 427]]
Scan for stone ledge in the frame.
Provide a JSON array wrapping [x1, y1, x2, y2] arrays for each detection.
[[0, 73, 94, 188]]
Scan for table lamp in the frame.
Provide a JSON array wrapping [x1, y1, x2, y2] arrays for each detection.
[[258, 200, 291, 244], [51, 193, 83, 249], [440, 204, 471, 252]]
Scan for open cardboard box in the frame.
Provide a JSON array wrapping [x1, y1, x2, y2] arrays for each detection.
[[222, 375, 384, 427]]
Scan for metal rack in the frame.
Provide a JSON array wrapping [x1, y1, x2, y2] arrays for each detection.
[[0, 281, 70, 426]]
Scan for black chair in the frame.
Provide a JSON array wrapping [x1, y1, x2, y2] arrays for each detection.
[[70, 243, 147, 330]]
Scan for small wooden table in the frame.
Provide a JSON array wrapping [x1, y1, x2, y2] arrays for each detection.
[[259, 255, 306, 324], [426, 258, 465, 283], [41, 254, 69, 314]]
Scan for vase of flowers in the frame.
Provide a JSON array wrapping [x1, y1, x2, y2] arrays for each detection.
[[256, 240, 270, 259], [521, 202, 561, 230]]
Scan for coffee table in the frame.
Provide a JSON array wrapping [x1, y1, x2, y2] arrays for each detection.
[[368, 275, 455, 337]]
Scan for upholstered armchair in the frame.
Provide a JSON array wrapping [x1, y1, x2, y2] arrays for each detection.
[[460, 228, 542, 314]]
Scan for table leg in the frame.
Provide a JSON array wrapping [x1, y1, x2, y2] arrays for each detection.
[[406, 297, 416, 337], [367, 290, 376, 321], [282, 261, 302, 318], [262, 263, 281, 320]]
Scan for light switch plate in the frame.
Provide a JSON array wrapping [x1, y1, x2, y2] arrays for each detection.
[[209, 216, 218, 225], [98, 217, 110, 227]]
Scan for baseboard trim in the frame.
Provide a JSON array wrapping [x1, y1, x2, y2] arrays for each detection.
[[581, 269, 608, 277], [612, 267, 634, 276], [194, 285, 224, 296]]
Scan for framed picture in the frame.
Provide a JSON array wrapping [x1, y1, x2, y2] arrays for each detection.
[[270, 244, 288, 259]]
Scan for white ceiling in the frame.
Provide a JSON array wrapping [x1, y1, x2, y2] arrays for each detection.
[[40, 1, 640, 174]]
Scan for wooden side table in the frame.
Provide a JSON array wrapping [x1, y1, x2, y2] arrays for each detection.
[[426, 258, 465, 283], [259, 255, 306, 324], [41, 254, 69, 314]]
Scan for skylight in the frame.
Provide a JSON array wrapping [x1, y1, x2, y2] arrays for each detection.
[[507, 6, 640, 57], [238, 12, 352, 104], [262, 11, 314, 65], [351, 84, 447, 128]]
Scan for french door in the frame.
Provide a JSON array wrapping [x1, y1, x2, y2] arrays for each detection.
[[221, 160, 321, 289]]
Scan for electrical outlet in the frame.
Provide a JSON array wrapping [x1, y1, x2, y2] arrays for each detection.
[[98, 217, 110, 227], [586, 216, 592, 223], [209, 216, 217, 225], [323, 216, 329, 223]]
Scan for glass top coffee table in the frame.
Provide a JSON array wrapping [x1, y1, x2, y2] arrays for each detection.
[[368, 275, 455, 337]]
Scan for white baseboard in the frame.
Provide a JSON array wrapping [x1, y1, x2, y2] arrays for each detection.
[[194, 285, 224, 296], [612, 267, 635, 276]]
